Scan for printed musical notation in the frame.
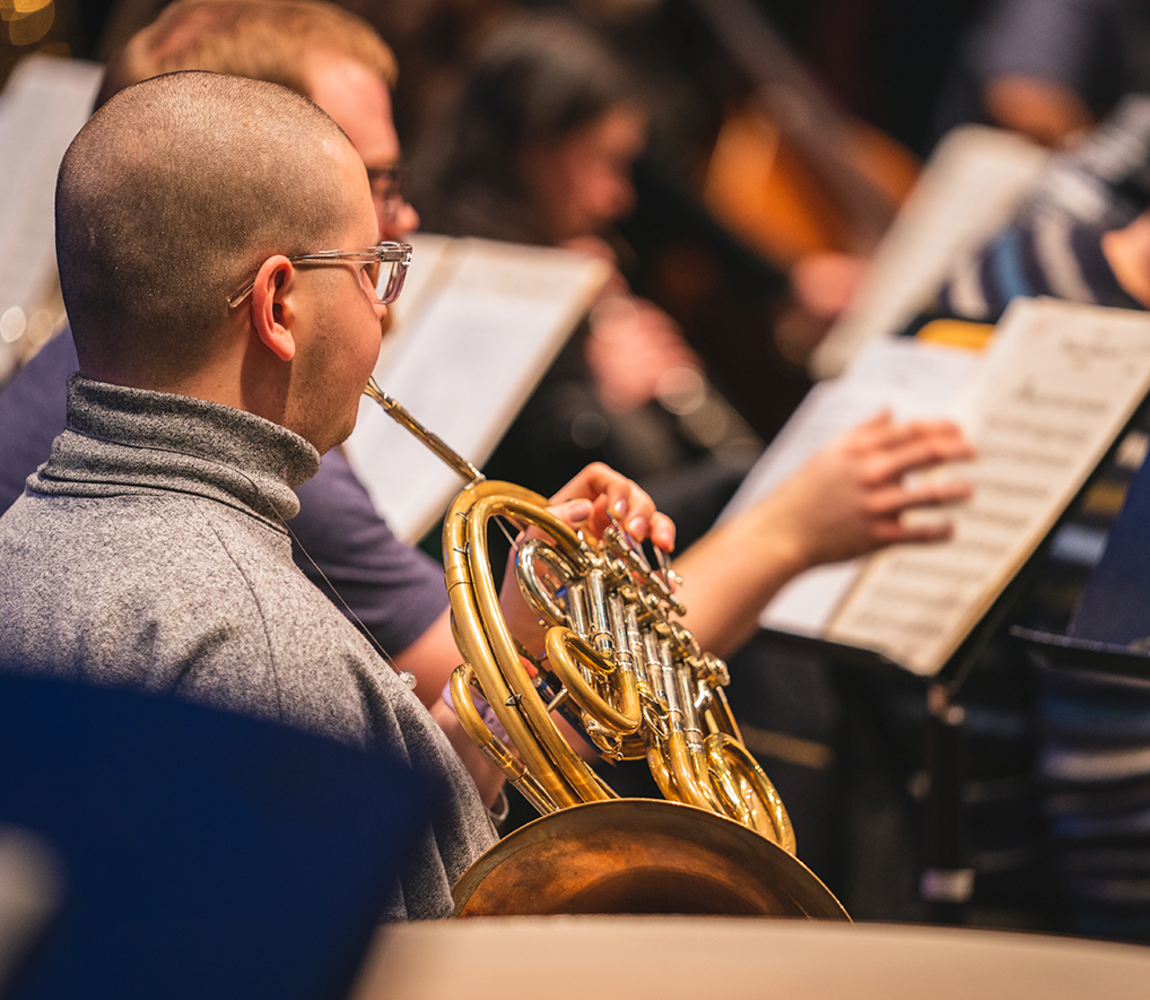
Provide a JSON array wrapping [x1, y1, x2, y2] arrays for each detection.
[[824, 298, 1150, 676], [721, 334, 981, 640]]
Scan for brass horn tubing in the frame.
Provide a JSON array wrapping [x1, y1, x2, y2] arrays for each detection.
[[646, 738, 682, 802], [606, 593, 632, 674], [642, 630, 670, 706], [611, 595, 649, 765], [663, 728, 719, 811], [567, 579, 591, 635], [602, 527, 685, 616], [445, 487, 586, 809], [446, 564, 583, 810], [707, 752, 757, 829], [661, 638, 724, 814], [563, 581, 599, 691], [543, 626, 641, 736], [364, 378, 484, 484], [705, 733, 796, 854], [623, 604, 660, 716], [618, 622, 691, 802], [585, 568, 614, 658], [704, 685, 742, 741], [515, 539, 575, 629], [449, 663, 559, 816], [454, 484, 610, 805], [606, 591, 643, 731]]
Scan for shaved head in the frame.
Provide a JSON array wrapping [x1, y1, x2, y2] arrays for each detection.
[[56, 71, 359, 383]]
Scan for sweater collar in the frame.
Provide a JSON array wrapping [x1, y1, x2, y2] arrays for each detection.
[[31, 375, 321, 525]]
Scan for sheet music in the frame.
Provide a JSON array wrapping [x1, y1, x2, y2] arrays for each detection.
[[822, 299, 1150, 676], [0, 57, 102, 383], [810, 125, 1050, 380], [343, 234, 609, 543], [721, 337, 983, 636], [726, 337, 983, 513]]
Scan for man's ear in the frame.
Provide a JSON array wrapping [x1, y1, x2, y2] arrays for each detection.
[[250, 256, 297, 361]]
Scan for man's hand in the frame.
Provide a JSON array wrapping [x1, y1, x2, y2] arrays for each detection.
[[496, 461, 676, 651], [547, 461, 676, 552], [759, 410, 975, 572], [674, 410, 975, 656]]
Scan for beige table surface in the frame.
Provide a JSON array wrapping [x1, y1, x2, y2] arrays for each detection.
[[349, 915, 1150, 1000]]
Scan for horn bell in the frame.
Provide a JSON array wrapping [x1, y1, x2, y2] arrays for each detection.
[[453, 799, 849, 919]]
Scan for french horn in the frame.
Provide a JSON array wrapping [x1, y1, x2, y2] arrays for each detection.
[[364, 377, 848, 919]]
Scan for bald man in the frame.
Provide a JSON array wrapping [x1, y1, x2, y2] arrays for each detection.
[[0, 2, 459, 705], [0, 71, 500, 920], [0, 0, 682, 811]]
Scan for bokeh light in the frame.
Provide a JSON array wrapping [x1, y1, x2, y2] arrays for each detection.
[[0, 306, 27, 343]]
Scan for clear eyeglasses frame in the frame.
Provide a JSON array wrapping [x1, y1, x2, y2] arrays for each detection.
[[225, 240, 412, 309]]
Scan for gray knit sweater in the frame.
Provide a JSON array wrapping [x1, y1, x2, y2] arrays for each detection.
[[0, 375, 495, 919]]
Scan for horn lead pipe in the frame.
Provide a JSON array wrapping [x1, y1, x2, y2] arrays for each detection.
[[363, 376, 485, 485]]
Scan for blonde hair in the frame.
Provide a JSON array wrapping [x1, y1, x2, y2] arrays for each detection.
[[97, 0, 397, 106]]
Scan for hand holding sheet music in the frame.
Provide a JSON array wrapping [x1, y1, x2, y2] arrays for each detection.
[[759, 410, 975, 567], [730, 298, 1150, 678]]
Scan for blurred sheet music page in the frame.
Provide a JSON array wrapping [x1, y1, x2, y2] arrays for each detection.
[[744, 299, 1150, 677], [344, 235, 609, 543], [0, 57, 101, 383], [810, 126, 1049, 380]]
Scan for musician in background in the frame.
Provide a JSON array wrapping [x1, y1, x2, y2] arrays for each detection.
[[929, 94, 1150, 324], [0, 0, 975, 805], [411, 12, 721, 515], [891, 87, 1150, 936], [940, 0, 1150, 147], [408, 12, 948, 555]]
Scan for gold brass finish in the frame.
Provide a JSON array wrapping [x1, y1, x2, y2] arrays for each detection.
[[442, 477, 799, 847], [362, 377, 848, 919], [453, 799, 848, 918]]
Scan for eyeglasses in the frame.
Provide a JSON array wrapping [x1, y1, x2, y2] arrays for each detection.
[[226, 241, 412, 309], [366, 164, 409, 222]]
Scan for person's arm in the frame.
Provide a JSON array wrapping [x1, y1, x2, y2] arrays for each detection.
[[674, 412, 975, 658], [1101, 209, 1150, 307], [0, 328, 77, 515]]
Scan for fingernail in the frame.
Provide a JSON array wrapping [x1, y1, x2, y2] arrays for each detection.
[[566, 499, 593, 522], [612, 498, 628, 518], [627, 516, 646, 536]]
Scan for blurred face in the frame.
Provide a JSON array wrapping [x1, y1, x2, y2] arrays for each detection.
[[304, 51, 419, 239], [290, 140, 389, 453], [519, 103, 648, 243]]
